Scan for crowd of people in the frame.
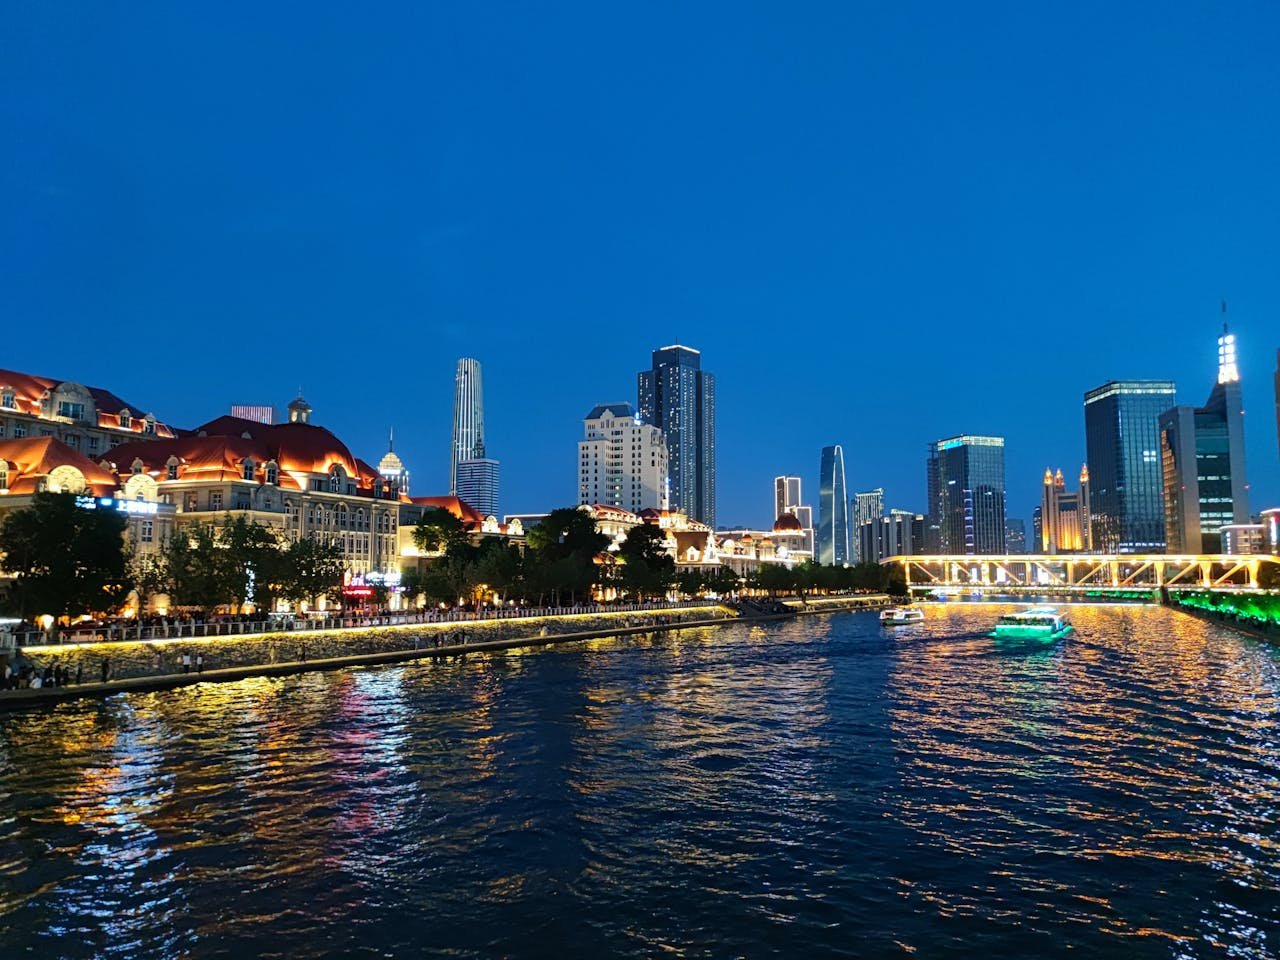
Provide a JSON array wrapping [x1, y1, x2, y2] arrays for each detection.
[[1, 658, 112, 690]]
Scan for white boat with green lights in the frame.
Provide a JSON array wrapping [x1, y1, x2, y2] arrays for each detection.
[[990, 606, 1073, 641], [879, 607, 925, 625]]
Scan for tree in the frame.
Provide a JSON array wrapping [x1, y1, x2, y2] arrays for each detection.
[[278, 536, 347, 610], [525, 508, 609, 604], [617, 523, 675, 599], [413, 508, 467, 554], [0, 492, 132, 622], [163, 524, 231, 612], [220, 516, 282, 610], [752, 564, 797, 597], [473, 537, 523, 602]]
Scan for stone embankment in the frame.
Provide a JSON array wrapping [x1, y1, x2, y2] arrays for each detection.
[[2, 594, 888, 708]]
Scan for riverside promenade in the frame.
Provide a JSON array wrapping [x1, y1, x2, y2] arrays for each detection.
[[0, 595, 889, 708]]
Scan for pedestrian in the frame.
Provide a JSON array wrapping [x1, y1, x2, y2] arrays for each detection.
[[100, 658, 110, 684], [181, 652, 191, 674], [196, 653, 204, 674], [75, 664, 83, 686]]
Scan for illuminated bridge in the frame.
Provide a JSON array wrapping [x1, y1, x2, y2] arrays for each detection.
[[883, 554, 1280, 591]]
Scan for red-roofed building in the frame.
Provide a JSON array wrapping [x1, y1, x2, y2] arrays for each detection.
[[0, 437, 177, 569], [101, 398, 405, 583], [0, 369, 178, 460]]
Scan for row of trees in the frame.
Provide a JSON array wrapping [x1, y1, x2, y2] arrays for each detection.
[[0, 493, 347, 621], [404, 506, 903, 606]]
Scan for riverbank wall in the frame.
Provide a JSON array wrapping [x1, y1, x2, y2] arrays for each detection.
[[0, 594, 888, 709]]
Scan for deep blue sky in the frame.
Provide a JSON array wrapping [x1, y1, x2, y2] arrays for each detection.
[[3, 3, 1279, 528]]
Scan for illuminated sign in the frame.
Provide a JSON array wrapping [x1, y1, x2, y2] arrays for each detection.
[[343, 586, 374, 598], [75, 496, 158, 515]]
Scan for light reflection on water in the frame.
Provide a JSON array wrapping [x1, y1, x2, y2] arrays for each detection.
[[1, 605, 1278, 958]]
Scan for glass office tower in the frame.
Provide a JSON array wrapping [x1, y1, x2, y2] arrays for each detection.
[[1159, 330, 1249, 553], [638, 345, 716, 527], [1083, 380, 1176, 552], [818, 444, 849, 565], [927, 436, 1006, 554]]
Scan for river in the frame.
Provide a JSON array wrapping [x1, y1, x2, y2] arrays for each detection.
[[1, 604, 1278, 958]]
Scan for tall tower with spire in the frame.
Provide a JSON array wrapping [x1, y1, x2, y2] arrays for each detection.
[[450, 359, 485, 494], [378, 428, 409, 497]]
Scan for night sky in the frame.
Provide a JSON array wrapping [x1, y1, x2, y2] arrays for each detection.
[[4, 3, 1279, 528]]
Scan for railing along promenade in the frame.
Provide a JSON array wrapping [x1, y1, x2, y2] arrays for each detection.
[[4, 599, 716, 650], [884, 553, 1280, 591]]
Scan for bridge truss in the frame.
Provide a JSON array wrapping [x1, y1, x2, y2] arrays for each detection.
[[884, 554, 1280, 591]]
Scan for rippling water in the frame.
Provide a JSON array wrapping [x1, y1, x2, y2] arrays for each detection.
[[2, 604, 1279, 958]]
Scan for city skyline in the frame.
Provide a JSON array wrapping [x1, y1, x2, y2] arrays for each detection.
[[3, 5, 1280, 527]]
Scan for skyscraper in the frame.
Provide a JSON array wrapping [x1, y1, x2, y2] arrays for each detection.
[[817, 445, 849, 565], [1084, 380, 1176, 552], [928, 435, 1006, 554], [450, 358, 485, 494], [378, 429, 409, 497], [638, 345, 716, 526], [578, 403, 669, 513], [852, 488, 884, 562], [1159, 327, 1249, 553], [1005, 518, 1027, 554]]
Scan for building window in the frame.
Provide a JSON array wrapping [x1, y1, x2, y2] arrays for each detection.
[[167, 462, 179, 480], [143, 417, 156, 436], [184, 492, 198, 512], [0, 389, 14, 409], [210, 491, 223, 511], [13, 425, 26, 438], [57, 400, 85, 421], [119, 410, 132, 429], [0, 467, 7, 491], [66, 434, 79, 449], [131, 458, 144, 475], [87, 436, 99, 452], [242, 459, 255, 481], [329, 467, 343, 493], [265, 462, 278, 485], [141, 520, 154, 544]]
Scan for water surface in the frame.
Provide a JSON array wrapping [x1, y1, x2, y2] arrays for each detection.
[[2, 605, 1278, 958]]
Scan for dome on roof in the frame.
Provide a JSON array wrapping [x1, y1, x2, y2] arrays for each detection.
[[773, 512, 803, 532]]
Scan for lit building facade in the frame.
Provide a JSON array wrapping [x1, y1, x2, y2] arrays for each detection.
[[1220, 524, 1265, 555], [817, 444, 849, 565], [450, 358, 486, 494], [638, 345, 716, 527], [578, 403, 668, 514], [456, 457, 500, 519], [772, 475, 814, 556], [231, 404, 276, 425], [1040, 465, 1092, 552], [1005, 518, 1027, 554], [1084, 379, 1176, 552], [852, 488, 885, 562], [0, 436, 176, 560], [928, 435, 1006, 554], [856, 512, 924, 564], [106, 399, 403, 584], [0, 368, 177, 459], [1263, 507, 1280, 556], [1159, 328, 1249, 553]]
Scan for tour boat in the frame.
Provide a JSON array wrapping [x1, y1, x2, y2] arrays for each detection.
[[879, 607, 925, 625], [990, 606, 1073, 641]]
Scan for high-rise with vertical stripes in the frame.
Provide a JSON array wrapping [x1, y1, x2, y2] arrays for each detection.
[[450, 358, 498, 515], [638, 345, 716, 527]]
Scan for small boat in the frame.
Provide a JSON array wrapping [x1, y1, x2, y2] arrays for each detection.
[[880, 607, 925, 625], [990, 606, 1073, 641]]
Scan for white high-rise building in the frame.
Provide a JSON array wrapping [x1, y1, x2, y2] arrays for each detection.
[[578, 403, 669, 513], [456, 457, 500, 519]]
